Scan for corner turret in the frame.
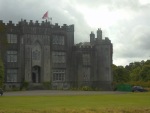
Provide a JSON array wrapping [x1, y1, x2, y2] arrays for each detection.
[[90, 31, 95, 45], [97, 28, 102, 40]]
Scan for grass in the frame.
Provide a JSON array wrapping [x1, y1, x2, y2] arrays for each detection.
[[0, 92, 150, 113]]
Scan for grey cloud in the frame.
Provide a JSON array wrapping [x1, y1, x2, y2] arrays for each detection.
[[112, 22, 150, 65], [131, 25, 150, 50]]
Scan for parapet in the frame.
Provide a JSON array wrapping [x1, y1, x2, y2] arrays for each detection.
[[104, 37, 111, 43], [0, 19, 74, 31], [75, 42, 93, 49], [61, 24, 74, 31]]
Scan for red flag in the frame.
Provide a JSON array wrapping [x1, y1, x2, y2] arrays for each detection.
[[42, 11, 48, 19]]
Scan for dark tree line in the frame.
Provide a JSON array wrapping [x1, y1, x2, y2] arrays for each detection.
[[0, 23, 7, 88], [113, 60, 150, 86]]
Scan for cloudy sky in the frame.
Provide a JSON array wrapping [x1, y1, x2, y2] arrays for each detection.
[[1, 0, 150, 66]]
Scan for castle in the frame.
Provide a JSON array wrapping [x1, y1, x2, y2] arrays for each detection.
[[0, 20, 113, 90]]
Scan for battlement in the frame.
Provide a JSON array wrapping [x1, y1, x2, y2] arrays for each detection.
[[0, 19, 74, 31], [104, 37, 111, 43], [75, 42, 93, 49]]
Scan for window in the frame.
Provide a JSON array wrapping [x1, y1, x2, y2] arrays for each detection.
[[52, 52, 66, 63], [7, 69, 17, 82], [7, 51, 17, 62], [32, 50, 40, 60], [7, 34, 17, 43], [52, 69, 65, 81], [82, 54, 90, 65], [83, 67, 90, 81], [52, 35, 64, 45]]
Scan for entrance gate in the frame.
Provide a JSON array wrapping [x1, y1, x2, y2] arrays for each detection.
[[32, 66, 40, 83]]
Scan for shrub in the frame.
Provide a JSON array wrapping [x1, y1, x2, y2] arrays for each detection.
[[42, 82, 51, 89], [20, 81, 29, 90], [81, 86, 92, 91], [0, 58, 4, 88]]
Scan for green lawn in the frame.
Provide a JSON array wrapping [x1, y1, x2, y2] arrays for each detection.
[[0, 92, 150, 113]]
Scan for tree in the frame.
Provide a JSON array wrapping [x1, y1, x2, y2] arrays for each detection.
[[113, 65, 130, 83], [125, 61, 144, 72], [139, 65, 150, 81], [0, 23, 8, 56], [0, 57, 4, 88], [144, 60, 150, 65], [130, 67, 141, 81], [0, 22, 7, 88]]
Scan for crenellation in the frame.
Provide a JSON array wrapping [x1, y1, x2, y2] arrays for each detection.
[[104, 37, 111, 43], [46, 21, 51, 26], [7, 21, 15, 26], [41, 21, 45, 26], [21, 20, 28, 26], [29, 20, 33, 26], [63, 24, 67, 26], [54, 23, 60, 29], [67, 25, 74, 31], [61, 24, 67, 30], [2, 20, 74, 32], [35, 21, 39, 26]]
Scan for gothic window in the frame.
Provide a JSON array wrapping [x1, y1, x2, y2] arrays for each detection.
[[52, 69, 65, 81], [59, 36, 64, 45], [52, 35, 65, 45], [7, 51, 17, 62], [82, 54, 90, 65], [7, 69, 17, 82], [52, 51, 66, 63], [83, 67, 90, 81], [32, 50, 40, 60], [7, 34, 17, 43]]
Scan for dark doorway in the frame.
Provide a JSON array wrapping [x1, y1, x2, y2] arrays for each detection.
[[32, 72, 36, 83], [32, 66, 40, 83]]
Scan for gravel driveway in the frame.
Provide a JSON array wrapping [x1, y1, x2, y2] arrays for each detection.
[[3, 90, 127, 96]]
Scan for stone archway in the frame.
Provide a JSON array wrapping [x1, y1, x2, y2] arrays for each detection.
[[32, 66, 40, 83]]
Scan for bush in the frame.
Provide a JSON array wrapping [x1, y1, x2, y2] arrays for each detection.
[[20, 81, 29, 90], [42, 82, 51, 89], [0, 58, 4, 88], [80, 86, 92, 91]]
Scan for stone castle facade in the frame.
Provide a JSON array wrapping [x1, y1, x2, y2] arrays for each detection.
[[0, 20, 113, 90]]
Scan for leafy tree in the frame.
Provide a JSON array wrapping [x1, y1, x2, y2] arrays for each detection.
[[113, 60, 150, 84], [113, 65, 130, 83], [139, 65, 150, 81], [0, 57, 4, 88], [125, 61, 144, 72], [112, 64, 117, 81], [130, 67, 141, 81], [144, 60, 150, 65], [0, 23, 8, 56], [0, 22, 7, 88]]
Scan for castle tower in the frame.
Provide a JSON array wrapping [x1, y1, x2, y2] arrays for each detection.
[[97, 28, 102, 41], [90, 31, 95, 45]]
